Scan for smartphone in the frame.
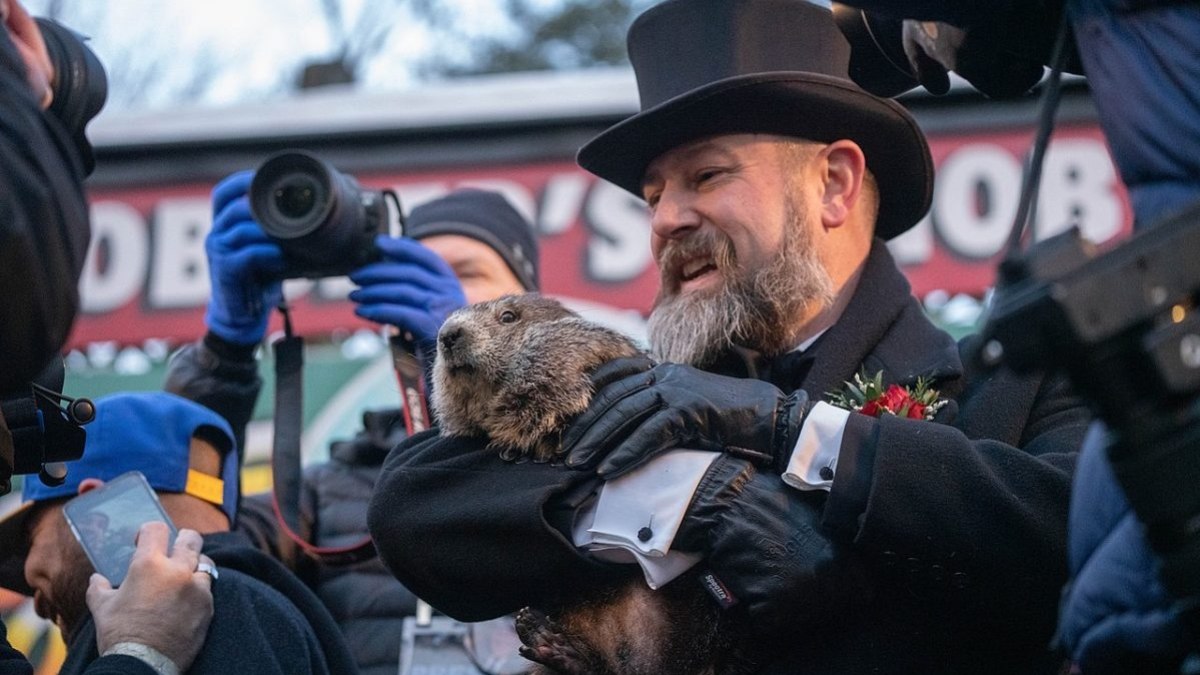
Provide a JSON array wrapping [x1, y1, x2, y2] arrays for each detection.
[[62, 471, 177, 587]]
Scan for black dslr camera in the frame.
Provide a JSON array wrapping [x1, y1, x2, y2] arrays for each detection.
[[249, 150, 394, 279], [977, 202, 1200, 602]]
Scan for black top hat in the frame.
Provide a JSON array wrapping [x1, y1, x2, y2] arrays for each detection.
[[577, 0, 933, 240]]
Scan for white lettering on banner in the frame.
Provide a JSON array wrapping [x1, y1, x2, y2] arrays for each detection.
[[583, 181, 652, 283], [315, 276, 353, 301], [934, 145, 1023, 260], [1035, 140, 1122, 243], [81, 201, 149, 313], [539, 173, 589, 236], [148, 198, 211, 309]]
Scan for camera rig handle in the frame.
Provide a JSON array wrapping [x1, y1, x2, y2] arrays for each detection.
[[0, 363, 94, 495]]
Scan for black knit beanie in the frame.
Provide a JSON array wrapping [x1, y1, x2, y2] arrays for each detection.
[[406, 189, 540, 291]]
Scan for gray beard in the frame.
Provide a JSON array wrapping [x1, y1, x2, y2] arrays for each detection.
[[647, 202, 834, 368]]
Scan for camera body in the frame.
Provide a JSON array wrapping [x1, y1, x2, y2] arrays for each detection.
[[978, 202, 1200, 600], [249, 151, 388, 279]]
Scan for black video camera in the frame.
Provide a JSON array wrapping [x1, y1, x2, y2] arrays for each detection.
[[249, 150, 394, 279], [977, 201, 1200, 601], [0, 18, 106, 496]]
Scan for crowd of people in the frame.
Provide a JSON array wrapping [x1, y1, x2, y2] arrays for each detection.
[[2, 0, 1197, 673]]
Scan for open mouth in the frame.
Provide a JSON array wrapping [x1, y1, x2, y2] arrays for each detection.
[[678, 256, 718, 285]]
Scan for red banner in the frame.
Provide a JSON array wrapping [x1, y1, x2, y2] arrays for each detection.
[[71, 123, 1130, 348]]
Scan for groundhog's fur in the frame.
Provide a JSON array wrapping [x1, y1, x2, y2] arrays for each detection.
[[430, 294, 756, 675], [432, 294, 641, 462]]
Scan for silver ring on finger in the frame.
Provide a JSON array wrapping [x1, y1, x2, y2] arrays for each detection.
[[195, 562, 219, 581]]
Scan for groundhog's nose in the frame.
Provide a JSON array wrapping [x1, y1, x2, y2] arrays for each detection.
[[439, 326, 463, 354]]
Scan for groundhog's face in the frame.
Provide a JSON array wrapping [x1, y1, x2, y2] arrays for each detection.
[[435, 294, 576, 379]]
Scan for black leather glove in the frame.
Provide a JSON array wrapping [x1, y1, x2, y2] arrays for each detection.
[[563, 361, 809, 479], [677, 456, 874, 631]]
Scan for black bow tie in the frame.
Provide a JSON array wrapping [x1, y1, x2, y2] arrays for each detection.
[[705, 345, 815, 392], [764, 350, 816, 392]]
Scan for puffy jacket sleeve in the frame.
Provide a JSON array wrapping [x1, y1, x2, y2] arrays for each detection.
[[163, 331, 262, 460]]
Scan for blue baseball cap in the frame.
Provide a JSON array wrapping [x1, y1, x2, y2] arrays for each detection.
[[0, 392, 239, 594]]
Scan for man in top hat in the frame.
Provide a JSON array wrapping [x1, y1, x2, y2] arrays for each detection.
[[164, 182, 540, 675], [367, 0, 1091, 673], [0, 392, 357, 675]]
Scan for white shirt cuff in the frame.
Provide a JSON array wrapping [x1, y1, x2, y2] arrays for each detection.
[[782, 401, 850, 492], [572, 450, 717, 589]]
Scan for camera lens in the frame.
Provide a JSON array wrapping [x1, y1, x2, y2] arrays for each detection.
[[251, 153, 333, 237], [274, 181, 318, 221], [249, 150, 387, 279]]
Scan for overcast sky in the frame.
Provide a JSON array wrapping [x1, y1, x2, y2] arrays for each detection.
[[21, 0, 525, 111]]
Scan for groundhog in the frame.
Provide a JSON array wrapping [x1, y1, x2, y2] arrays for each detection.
[[432, 293, 641, 463], [430, 294, 755, 675]]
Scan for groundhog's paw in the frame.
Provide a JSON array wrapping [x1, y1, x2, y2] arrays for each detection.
[[515, 607, 598, 675]]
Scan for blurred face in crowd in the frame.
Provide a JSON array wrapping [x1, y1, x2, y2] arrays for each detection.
[[24, 501, 92, 639], [420, 234, 526, 304], [641, 134, 836, 366]]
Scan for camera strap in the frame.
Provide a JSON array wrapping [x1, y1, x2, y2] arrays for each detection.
[[271, 304, 376, 566], [389, 332, 432, 437]]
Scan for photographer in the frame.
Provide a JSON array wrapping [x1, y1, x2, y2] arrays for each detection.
[[836, 0, 1200, 229], [164, 178, 540, 675], [1, 1, 218, 673]]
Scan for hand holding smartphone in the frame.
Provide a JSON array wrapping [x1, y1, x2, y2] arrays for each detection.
[[63, 471, 177, 587]]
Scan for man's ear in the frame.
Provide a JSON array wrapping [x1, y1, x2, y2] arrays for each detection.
[[77, 478, 104, 495], [818, 140, 867, 229]]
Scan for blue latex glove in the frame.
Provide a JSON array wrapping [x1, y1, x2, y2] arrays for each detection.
[[348, 235, 466, 351], [1058, 422, 1194, 674], [203, 170, 286, 345]]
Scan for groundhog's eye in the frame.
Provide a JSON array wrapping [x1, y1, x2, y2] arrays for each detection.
[[499, 310, 518, 324]]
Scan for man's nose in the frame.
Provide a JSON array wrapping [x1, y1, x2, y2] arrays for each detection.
[[649, 188, 701, 240]]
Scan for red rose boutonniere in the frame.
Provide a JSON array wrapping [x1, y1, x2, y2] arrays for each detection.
[[828, 371, 947, 421]]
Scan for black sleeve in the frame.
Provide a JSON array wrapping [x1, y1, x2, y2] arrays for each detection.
[[0, 622, 31, 675], [826, 367, 1088, 642], [367, 430, 630, 621], [163, 332, 262, 461]]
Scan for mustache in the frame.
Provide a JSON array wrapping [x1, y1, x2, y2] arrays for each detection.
[[656, 230, 737, 293]]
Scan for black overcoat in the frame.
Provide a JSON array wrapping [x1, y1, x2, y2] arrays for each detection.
[[368, 241, 1091, 675]]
